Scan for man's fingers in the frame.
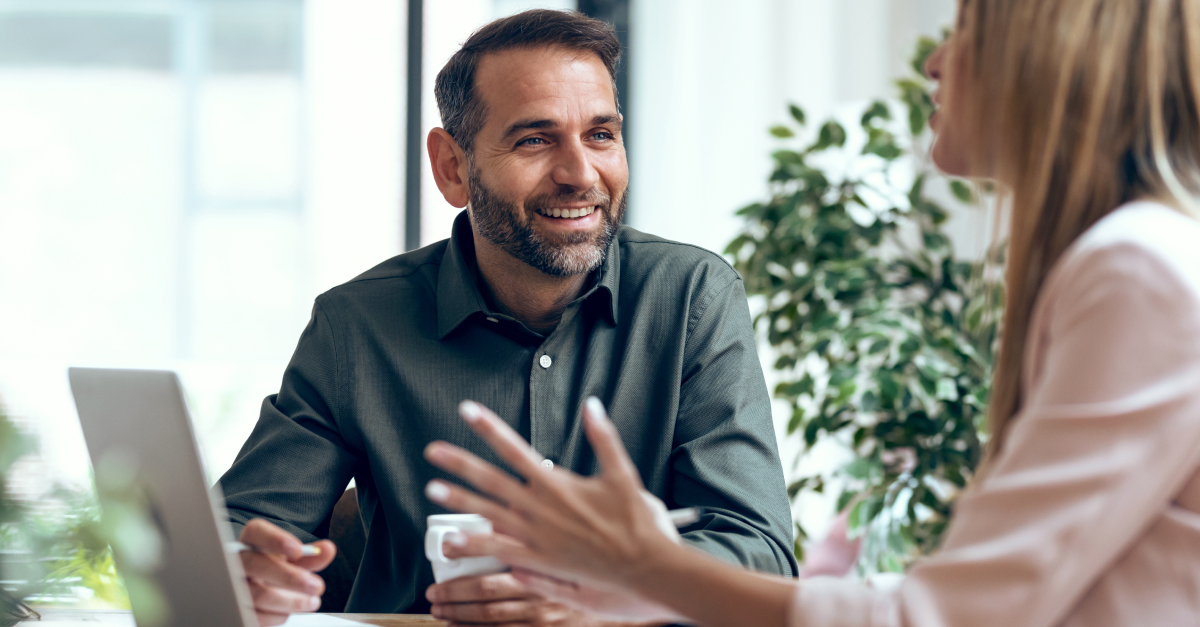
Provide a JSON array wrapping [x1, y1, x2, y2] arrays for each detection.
[[424, 441, 529, 507], [241, 551, 325, 596], [459, 401, 547, 478], [293, 539, 338, 572], [246, 577, 322, 614], [241, 518, 306, 560], [255, 612, 290, 627], [582, 397, 643, 489], [429, 599, 535, 624], [425, 572, 532, 604]]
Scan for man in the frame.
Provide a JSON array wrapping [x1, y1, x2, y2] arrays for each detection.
[[218, 9, 797, 627]]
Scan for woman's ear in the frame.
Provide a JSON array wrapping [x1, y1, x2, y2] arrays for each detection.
[[428, 128, 470, 208]]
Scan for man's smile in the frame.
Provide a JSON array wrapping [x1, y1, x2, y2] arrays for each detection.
[[534, 205, 599, 219]]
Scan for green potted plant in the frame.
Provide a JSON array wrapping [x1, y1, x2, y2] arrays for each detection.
[[0, 405, 166, 625], [1, 409, 41, 625], [726, 38, 1003, 573]]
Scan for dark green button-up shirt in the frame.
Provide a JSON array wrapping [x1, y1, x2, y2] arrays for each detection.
[[218, 211, 797, 613]]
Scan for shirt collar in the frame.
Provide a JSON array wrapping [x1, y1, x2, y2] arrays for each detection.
[[436, 211, 620, 339], [593, 224, 620, 325]]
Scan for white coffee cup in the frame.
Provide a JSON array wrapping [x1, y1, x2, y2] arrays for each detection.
[[424, 514, 508, 583]]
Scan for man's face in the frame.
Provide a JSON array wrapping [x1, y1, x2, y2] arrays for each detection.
[[466, 46, 628, 277]]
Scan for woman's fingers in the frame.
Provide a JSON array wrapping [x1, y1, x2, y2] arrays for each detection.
[[459, 401, 547, 479], [424, 440, 527, 505], [424, 479, 528, 539], [510, 567, 581, 605], [437, 531, 561, 579], [582, 397, 643, 490], [440, 530, 531, 563], [509, 566, 683, 623]]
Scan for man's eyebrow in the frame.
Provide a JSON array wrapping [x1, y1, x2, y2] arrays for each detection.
[[500, 115, 623, 142], [501, 119, 557, 141], [591, 114, 622, 132]]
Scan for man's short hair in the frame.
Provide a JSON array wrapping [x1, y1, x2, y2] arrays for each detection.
[[434, 9, 621, 154]]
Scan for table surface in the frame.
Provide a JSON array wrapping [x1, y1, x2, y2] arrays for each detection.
[[19, 608, 446, 626]]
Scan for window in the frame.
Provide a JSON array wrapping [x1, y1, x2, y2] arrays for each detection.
[[0, 0, 403, 490]]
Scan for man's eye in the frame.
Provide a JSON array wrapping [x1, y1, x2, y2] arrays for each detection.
[[518, 137, 546, 146], [592, 132, 614, 141]]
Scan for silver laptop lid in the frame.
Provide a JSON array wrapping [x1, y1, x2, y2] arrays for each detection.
[[69, 367, 257, 627]]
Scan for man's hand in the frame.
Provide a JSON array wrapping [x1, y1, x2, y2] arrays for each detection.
[[238, 518, 337, 627], [426, 572, 577, 626], [427, 572, 664, 627]]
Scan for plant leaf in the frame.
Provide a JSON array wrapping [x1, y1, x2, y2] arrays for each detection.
[[950, 180, 975, 204], [861, 101, 891, 128], [787, 407, 806, 435], [910, 36, 941, 77], [789, 103, 807, 126], [812, 121, 847, 151], [770, 124, 796, 139]]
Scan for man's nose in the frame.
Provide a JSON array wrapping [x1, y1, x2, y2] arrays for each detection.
[[550, 139, 601, 191]]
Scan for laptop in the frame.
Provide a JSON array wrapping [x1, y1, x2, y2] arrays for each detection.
[[68, 368, 358, 627]]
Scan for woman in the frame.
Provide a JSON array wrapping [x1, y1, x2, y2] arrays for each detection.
[[422, 0, 1200, 625]]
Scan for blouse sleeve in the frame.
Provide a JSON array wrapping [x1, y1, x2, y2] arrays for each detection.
[[790, 240, 1200, 627]]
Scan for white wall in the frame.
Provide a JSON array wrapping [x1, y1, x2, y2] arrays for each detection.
[[306, 0, 405, 292], [628, 0, 957, 255]]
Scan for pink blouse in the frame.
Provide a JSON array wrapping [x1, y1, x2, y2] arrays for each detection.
[[790, 201, 1200, 627]]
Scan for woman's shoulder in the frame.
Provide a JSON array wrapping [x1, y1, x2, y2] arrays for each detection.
[[1070, 200, 1200, 283], [1051, 200, 1200, 303]]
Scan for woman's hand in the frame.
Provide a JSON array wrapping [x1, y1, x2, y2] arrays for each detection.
[[422, 397, 680, 594], [425, 397, 800, 627], [507, 567, 686, 623], [797, 508, 860, 578]]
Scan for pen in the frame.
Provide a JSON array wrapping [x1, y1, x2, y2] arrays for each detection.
[[667, 507, 702, 527], [226, 541, 322, 557]]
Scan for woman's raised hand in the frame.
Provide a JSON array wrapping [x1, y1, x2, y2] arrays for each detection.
[[422, 397, 678, 593]]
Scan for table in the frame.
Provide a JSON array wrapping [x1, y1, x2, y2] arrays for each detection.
[[17, 608, 446, 626]]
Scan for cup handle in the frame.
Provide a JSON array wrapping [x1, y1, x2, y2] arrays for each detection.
[[425, 526, 453, 563]]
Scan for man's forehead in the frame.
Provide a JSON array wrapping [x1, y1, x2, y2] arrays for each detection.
[[473, 46, 617, 129]]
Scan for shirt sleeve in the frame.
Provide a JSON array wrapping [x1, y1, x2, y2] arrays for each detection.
[[217, 299, 357, 542], [673, 275, 800, 577], [790, 241, 1200, 627]]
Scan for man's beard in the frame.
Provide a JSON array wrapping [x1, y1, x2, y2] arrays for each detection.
[[467, 164, 626, 277]]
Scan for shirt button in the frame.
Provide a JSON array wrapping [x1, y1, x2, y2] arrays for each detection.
[[540, 459, 554, 470], [539, 354, 553, 369]]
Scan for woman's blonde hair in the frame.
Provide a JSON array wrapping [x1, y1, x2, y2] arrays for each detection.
[[954, 0, 1200, 457]]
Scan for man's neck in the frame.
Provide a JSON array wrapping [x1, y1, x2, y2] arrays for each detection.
[[472, 234, 591, 336]]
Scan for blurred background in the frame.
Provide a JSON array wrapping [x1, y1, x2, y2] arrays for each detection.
[[0, 0, 962, 575]]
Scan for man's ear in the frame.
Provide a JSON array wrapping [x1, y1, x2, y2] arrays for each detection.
[[428, 128, 470, 208]]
